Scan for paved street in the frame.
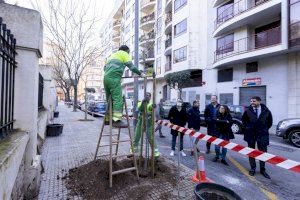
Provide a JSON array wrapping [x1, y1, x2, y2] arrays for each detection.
[[38, 103, 300, 200]]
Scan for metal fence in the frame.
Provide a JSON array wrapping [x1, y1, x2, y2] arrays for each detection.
[[38, 73, 44, 109], [0, 17, 17, 139]]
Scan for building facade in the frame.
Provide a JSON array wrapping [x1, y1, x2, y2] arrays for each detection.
[[99, 0, 300, 124], [199, 0, 300, 124]]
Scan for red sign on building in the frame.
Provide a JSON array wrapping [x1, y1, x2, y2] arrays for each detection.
[[242, 78, 261, 86]]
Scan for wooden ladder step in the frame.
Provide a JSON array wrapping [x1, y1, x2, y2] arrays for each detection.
[[96, 154, 134, 158], [102, 133, 119, 137], [112, 167, 136, 175], [112, 139, 131, 143]]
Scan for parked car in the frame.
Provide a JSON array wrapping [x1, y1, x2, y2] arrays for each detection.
[[161, 101, 176, 119], [200, 105, 246, 134], [276, 118, 300, 148], [87, 101, 107, 115], [123, 98, 134, 116]]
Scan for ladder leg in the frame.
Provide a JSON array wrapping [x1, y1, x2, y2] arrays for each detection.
[[115, 128, 121, 156], [109, 96, 113, 188], [94, 99, 110, 160], [123, 96, 139, 181]]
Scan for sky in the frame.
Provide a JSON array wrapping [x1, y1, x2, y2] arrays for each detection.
[[5, 0, 115, 31]]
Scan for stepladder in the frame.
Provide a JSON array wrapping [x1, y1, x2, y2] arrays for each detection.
[[94, 96, 139, 188]]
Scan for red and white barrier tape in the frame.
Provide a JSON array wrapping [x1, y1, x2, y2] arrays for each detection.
[[122, 116, 135, 120], [156, 120, 300, 174]]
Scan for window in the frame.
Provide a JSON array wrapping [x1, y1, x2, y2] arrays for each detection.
[[156, 58, 161, 75], [174, 0, 187, 12], [220, 93, 233, 105], [255, 21, 281, 48], [173, 46, 187, 63], [132, 19, 135, 28], [216, 34, 234, 55], [217, 0, 234, 24], [174, 19, 187, 36], [218, 68, 233, 82], [157, 37, 162, 54], [125, 24, 130, 34], [126, 9, 131, 19], [157, 0, 162, 16], [157, 17, 162, 36], [246, 62, 258, 73]]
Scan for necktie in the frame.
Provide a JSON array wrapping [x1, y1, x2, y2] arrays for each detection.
[[255, 108, 258, 118]]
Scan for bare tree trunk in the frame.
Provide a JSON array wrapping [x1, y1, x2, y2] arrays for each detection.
[[84, 89, 88, 120], [73, 85, 78, 111], [65, 89, 71, 102]]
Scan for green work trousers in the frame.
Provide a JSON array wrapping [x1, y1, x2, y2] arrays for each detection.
[[104, 76, 123, 122], [133, 116, 157, 149]]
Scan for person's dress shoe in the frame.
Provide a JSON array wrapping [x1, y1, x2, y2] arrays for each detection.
[[212, 157, 219, 162], [260, 170, 271, 179], [159, 135, 166, 138], [249, 169, 255, 176], [221, 159, 229, 166], [112, 120, 128, 128]]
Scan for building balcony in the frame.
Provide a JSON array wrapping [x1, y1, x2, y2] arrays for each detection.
[[213, 0, 227, 7], [214, 26, 282, 68], [165, 13, 172, 35], [290, 21, 300, 48], [141, 0, 156, 13], [165, 0, 172, 13], [140, 12, 155, 31], [213, 0, 281, 37], [139, 50, 155, 64], [165, 38, 172, 55], [165, 61, 172, 72], [113, 20, 121, 30], [139, 30, 155, 47]]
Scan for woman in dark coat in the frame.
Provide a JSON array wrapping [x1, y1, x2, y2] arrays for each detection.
[[213, 105, 234, 165]]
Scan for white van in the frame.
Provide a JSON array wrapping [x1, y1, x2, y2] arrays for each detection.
[[123, 98, 134, 116]]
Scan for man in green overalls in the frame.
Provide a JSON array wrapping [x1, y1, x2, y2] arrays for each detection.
[[132, 92, 160, 157], [104, 45, 144, 127]]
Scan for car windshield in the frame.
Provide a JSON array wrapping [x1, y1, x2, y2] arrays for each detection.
[[96, 102, 106, 108]]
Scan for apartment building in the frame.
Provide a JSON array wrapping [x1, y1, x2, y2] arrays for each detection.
[[200, 0, 300, 124]]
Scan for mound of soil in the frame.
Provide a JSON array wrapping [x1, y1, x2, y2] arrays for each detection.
[[65, 158, 178, 199]]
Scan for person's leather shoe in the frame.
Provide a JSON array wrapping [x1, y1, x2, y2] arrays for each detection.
[[260, 170, 271, 179], [212, 157, 219, 162], [221, 159, 229, 166], [112, 120, 128, 128], [249, 169, 255, 176], [159, 134, 166, 138]]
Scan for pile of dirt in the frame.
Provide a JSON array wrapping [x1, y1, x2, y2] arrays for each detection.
[[65, 158, 178, 199]]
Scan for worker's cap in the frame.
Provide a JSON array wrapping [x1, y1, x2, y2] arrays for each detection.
[[119, 45, 130, 52]]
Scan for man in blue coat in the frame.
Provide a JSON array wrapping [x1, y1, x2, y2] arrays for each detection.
[[204, 95, 220, 154]]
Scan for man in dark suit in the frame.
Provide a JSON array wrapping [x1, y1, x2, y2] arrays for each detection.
[[204, 95, 220, 154], [242, 96, 273, 179]]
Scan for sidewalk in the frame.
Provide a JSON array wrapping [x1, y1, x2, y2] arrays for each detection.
[[38, 104, 197, 200]]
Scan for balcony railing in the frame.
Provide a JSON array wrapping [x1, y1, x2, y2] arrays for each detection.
[[165, 13, 172, 26], [112, 33, 120, 39], [215, 0, 271, 30], [165, 38, 172, 49], [214, 26, 281, 62], [140, 50, 155, 61], [140, 12, 155, 24], [290, 21, 300, 47], [139, 30, 155, 42], [165, 61, 172, 72], [141, 0, 155, 7]]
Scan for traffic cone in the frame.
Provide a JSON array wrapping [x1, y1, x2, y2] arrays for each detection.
[[191, 156, 211, 183]]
